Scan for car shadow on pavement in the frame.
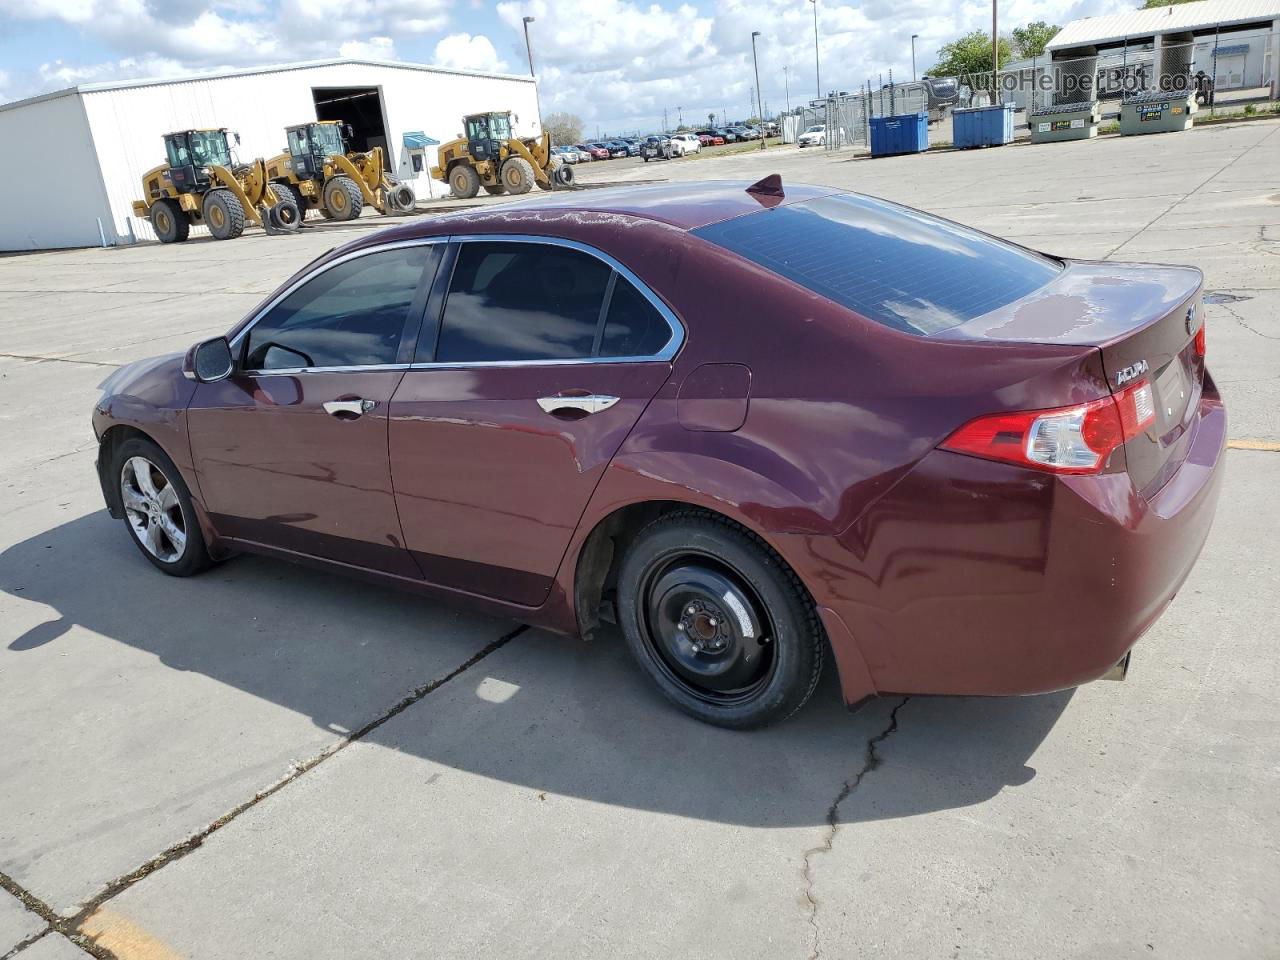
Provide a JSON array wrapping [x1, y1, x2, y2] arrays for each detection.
[[1, 511, 1073, 829]]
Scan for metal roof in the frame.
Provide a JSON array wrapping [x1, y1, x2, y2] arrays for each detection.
[[1048, 0, 1280, 49], [0, 57, 534, 115]]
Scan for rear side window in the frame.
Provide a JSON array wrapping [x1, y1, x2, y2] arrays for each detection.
[[693, 194, 1061, 335], [432, 241, 676, 363]]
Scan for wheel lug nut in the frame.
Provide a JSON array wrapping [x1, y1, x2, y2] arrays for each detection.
[[708, 618, 717, 627], [676, 623, 685, 631]]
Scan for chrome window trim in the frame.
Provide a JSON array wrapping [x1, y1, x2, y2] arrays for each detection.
[[228, 236, 449, 375], [410, 233, 685, 369]]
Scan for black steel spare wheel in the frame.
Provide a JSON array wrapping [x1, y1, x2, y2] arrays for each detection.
[[616, 511, 825, 728], [643, 561, 775, 700]]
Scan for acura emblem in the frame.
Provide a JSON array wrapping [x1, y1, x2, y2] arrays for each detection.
[[1185, 307, 1195, 335]]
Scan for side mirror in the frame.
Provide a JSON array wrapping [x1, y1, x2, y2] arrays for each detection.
[[184, 337, 234, 383], [343, 124, 354, 140], [233, 131, 241, 145]]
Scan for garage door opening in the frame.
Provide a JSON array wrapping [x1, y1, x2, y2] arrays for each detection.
[[311, 86, 391, 170]]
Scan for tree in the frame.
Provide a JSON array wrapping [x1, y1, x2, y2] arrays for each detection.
[[543, 111, 582, 145], [930, 31, 1014, 79], [1141, 0, 1197, 6], [1012, 21, 1060, 58]]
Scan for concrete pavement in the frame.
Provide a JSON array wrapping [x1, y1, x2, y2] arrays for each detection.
[[1, 119, 1277, 959]]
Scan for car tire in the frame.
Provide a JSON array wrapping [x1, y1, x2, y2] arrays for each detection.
[[616, 511, 825, 729], [114, 436, 214, 577]]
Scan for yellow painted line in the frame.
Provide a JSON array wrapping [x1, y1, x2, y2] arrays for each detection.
[[1227, 439, 1280, 451], [78, 907, 184, 960]]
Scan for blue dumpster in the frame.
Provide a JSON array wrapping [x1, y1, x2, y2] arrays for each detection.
[[869, 112, 928, 157], [952, 103, 1015, 148]]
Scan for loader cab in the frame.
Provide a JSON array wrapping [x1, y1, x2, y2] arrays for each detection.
[[285, 121, 351, 179], [464, 112, 513, 165], [163, 129, 231, 193]]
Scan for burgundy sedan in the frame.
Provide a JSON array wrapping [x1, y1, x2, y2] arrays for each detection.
[[93, 178, 1225, 728]]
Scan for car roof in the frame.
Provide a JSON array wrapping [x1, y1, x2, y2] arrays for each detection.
[[427, 180, 843, 231]]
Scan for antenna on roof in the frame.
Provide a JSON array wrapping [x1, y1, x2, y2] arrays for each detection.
[[745, 174, 784, 198]]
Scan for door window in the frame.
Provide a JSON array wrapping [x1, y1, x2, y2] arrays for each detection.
[[435, 242, 613, 362], [245, 245, 434, 370], [599, 275, 671, 357]]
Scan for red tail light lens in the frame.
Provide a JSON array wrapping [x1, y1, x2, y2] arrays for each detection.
[[1194, 319, 1206, 357], [941, 381, 1155, 475]]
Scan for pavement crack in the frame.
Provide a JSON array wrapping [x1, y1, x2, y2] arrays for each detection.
[[1213, 300, 1279, 340], [6, 624, 525, 958], [800, 696, 909, 959], [0, 353, 121, 369]]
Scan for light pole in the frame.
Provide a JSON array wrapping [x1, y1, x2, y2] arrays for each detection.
[[911, 34, 919, 81], [522, 16, 541, 130], [809, 0, 821, 98], [784, 64, 791, 113], [751, 31, 765, 150]]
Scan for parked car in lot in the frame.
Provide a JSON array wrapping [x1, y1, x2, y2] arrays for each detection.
[[714, 128, 738, 142], [730, 125, 759, 140], [604, 141, 630, 158], [93, 178, 1223, 729], [621, 138, 643, 156], [552, 145, 579, 164], [668, 133, 702, 156], [577, 143, 608, 160], [640, 135, 673, 161], [798, 124, 826, 147], [698, 130, 725, 146]]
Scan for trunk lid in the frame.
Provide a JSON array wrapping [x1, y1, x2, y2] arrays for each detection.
[[942, 261, 1205, 495]]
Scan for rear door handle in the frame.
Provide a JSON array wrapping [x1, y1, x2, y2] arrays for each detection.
[[323, 398, 376, 417], [536, 395, 620, 416]]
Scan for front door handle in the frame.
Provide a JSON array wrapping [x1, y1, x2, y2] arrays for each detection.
[[323, 398, 376, 417], [536, 395, 620, 416]]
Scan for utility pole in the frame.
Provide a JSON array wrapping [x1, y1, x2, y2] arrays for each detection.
[[751, 31, 765, 150], [522, 16, 541, 129], [663, 107, 668, 132], [911, 34, 919, 81], [991, 0, 999, 103], [809, 0, 821, 98], [678, 106, 683, 128], [785, 64, 791, 113]]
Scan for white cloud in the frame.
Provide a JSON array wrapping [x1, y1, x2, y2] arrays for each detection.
[[432, 32, 509, 72], [339, 36, 397, 60]]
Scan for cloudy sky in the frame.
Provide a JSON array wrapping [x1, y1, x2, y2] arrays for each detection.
[[0, 0, 1132, 131]]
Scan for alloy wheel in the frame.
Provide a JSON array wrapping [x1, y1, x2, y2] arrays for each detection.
[[120, 456, 187, 563]]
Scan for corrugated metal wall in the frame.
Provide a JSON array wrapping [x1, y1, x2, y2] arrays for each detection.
[[79, 62, 540, 243], [0, 93, 116, 250]]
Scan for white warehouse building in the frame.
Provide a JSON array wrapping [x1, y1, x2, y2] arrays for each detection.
[[0, 58, 540, 251]]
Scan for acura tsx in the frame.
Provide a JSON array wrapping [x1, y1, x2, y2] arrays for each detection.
[[93, 177, 1225, 728]]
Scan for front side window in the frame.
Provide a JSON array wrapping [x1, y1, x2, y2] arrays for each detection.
[[313, 124, 343, 156], [245, 246, 434, 370], [288, 128, 310, 157]]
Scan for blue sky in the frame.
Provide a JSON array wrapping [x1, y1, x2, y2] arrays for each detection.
[[0, 0, 1131, 131]]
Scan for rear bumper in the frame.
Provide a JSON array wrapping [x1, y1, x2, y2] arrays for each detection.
[[804, 385, 1226, 700]]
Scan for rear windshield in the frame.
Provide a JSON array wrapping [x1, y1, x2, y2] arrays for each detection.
[[693, 194, 1062, 335]]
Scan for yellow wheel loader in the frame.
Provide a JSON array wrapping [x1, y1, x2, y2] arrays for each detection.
[[265, 121, 416, 221], [431, 111, 573, 200], [130, 129, 300, 243]]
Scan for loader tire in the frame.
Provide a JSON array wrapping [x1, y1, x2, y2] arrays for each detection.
[[482, 185, 506, 195], [552, 157, 574, 187], [268, 196, 302, 230], [449, 164, 481, 199], [500, 157, 536, 195], [273, 182, 305, 216], [203, 189, 245, 241], [387, 182, 416, 213], [150, 199, 189, 243], [323, 176, 363, 221]]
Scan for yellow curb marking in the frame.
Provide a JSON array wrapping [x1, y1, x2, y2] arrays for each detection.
[[1227, 439, 1280, 451], [78, 907, 184, 960]]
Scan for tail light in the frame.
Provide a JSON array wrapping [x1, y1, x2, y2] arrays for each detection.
[[941, 381, 1155, 475], [1194, 319, 1206, 357]]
